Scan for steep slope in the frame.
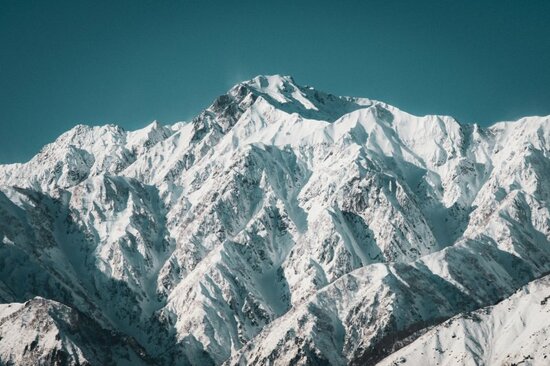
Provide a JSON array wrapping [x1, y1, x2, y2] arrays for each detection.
[[377, 274, 550, 366], [0, 75, 549, 365]]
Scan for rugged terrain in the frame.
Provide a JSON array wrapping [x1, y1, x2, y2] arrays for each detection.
[[0, 75, 549, 365]]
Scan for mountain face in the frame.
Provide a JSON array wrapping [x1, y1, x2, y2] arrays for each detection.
[[0, 297, 151, 366], [0, 74, 549, 365]]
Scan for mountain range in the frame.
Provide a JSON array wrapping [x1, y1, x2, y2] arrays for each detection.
[[0, 75, 549, 365]]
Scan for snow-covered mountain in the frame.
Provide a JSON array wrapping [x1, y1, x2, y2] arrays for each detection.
[[0, 74, 549, 365]]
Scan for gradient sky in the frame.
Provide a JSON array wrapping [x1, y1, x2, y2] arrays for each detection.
[[1, 0, 549, 163]]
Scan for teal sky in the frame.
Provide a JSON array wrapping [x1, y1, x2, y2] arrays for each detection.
[[1, 0, 549, 163]]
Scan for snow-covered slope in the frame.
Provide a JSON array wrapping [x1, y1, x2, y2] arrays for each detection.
[[0, 75, 549, 365], [377, 274, 550, 366]]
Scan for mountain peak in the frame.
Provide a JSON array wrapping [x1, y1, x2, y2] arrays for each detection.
[[237, 74, 305, 107], [229, 74, 373, 122]]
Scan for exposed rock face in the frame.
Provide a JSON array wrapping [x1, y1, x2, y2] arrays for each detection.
[[0, 74, 549, 365]]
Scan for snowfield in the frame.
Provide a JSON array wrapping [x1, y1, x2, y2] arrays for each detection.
[[0, 75, 549, 365]]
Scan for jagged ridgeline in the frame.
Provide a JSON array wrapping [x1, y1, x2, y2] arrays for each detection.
[[0, 75, 549, 365]]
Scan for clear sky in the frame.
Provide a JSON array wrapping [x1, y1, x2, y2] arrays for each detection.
[[1, 0, 549, 163]]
